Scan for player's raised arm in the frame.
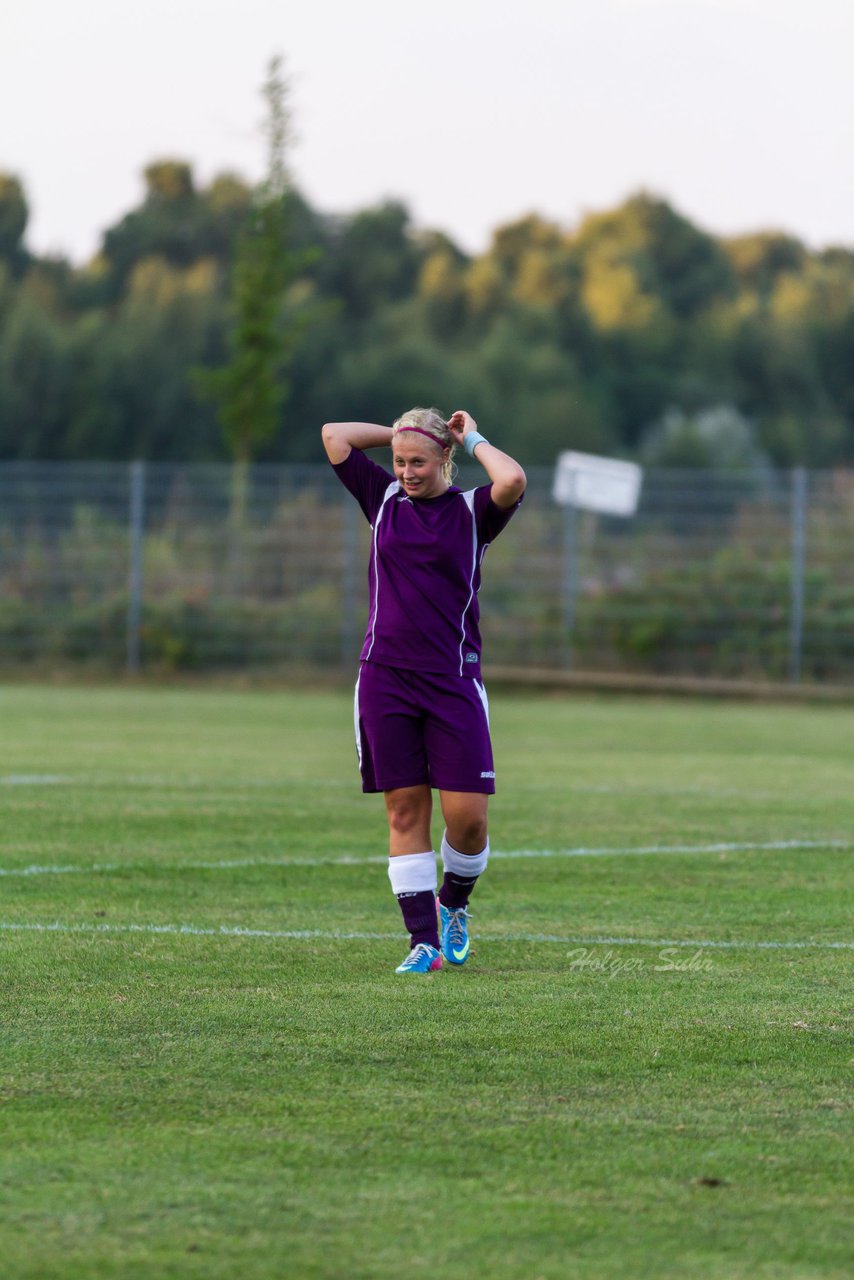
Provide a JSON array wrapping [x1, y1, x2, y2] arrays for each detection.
[[321, 421, 394, 464], [447, 410, 526, 510]]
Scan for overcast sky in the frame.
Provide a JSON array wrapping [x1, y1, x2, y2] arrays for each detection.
[[3, 0, 854, 263]]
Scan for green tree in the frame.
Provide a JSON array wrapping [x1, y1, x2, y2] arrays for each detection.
[[723, 232, 807, 298], [65, 257, 224, 461], [196, 57, 298, 461], [193, 55, 306, 541], [489, 214, 564, 278], [100, 162, 253, 301], [640, 404, 771, 473], [321, 201, 422, 322], [102, 161, 202, 291], [0, 286, 71, 457], [418, 246, 468, 337], [0, 173, 31, 278], [575, 193, 735, 320]]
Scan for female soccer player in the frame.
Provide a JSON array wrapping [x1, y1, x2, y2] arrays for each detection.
[[322, 407, 526, 974]]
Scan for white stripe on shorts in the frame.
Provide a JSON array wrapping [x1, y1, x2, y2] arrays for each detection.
[[353, 668, 363, 770], [473, 677, 490, 728]]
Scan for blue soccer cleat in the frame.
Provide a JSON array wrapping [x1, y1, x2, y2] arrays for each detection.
[[395, 943, 442, 974], [439, 903, 471, 966]]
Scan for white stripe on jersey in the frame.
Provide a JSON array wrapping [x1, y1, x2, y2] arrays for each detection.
[[364, 481, 400, 662], [457, 489, 479, 676]]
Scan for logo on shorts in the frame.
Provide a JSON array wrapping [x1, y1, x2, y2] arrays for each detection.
[[465, 652, 478, 663], [480, 771, 495, 779]]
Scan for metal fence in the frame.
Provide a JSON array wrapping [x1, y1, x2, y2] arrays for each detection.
[[0, 460, 851, 684]]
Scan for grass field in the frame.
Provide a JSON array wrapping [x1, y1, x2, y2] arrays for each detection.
[[1, 683, 852, 1279]]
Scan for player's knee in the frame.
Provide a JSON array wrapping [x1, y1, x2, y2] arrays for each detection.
[[447, 813, 488, 854], [386, 795, 428, 837]]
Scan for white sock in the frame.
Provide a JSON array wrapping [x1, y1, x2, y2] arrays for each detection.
[[387, 851, 437, 896], [441, 832, 489, 878]]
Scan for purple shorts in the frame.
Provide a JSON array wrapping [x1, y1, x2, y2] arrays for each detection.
[[354, 661, 495, 794]]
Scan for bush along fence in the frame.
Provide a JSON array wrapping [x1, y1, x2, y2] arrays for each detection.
[[0, 460, 851, 684]]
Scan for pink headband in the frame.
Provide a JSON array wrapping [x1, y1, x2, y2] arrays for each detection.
[[392, 425, 449, 448]]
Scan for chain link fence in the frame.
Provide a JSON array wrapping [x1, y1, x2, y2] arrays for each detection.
[[0, 460, 851, 684]]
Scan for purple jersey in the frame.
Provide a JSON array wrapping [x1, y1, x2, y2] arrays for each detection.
[[332, 448, 523, 678]]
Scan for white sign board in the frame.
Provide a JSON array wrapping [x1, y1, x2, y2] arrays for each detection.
[[553, 451, 643, 517]]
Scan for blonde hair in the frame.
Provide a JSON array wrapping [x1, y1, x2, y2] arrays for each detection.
[[391, 406, 457, 484]]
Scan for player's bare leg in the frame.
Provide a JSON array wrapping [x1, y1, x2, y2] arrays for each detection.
[[384, 785, 441, 971], [439, 790, 488, 854], [384, 785, 432, 856], [437, 791, 490, 965]]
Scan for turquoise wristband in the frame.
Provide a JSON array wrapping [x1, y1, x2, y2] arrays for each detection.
[[463, 431, 489, 458]]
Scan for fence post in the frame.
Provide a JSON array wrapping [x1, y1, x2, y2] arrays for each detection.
[[789, 466, 807, 683], [561, 473, 578, 669], [341, 494, 359, 668], [127, 460, 145, 674]]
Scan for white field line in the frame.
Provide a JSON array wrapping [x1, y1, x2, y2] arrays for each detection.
[[0, 775, 70, 786], [0, 773, 777, 798], [0, 839, 851, 880], [0, 919, 852, 951]]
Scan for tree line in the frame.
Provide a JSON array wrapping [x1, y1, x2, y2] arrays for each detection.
[[1, 161, 853, 469]]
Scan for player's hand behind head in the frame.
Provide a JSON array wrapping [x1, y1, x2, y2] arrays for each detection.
[[448, 409, 477, 444]]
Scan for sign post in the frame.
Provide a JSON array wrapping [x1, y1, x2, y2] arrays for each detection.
[[552, 452, 643, 668]]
